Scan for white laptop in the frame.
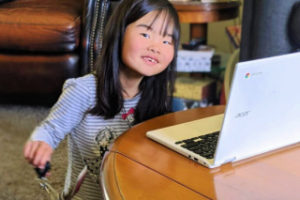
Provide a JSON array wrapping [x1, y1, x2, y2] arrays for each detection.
[[146, 52, 300, 168]]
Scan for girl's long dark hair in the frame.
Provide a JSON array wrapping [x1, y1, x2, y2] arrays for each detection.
[[90, 0, 180, 124]]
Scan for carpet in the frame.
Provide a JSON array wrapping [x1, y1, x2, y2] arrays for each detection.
[[0, 104, 67, 200]]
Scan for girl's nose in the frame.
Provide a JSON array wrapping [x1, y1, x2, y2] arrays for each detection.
[[147, 46, 160, 54]]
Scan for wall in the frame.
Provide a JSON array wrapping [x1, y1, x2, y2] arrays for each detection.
[[207, 19, 239, 53]]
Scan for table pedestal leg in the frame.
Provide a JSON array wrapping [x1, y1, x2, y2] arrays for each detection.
[[190, 23, 208, 42]]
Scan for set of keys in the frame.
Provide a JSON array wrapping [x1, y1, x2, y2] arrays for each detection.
[[34, 161, 88, 200], [35, 162, 61, 200]]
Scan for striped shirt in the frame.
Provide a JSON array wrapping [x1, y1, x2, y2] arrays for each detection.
[[31, 74, 140, 200]]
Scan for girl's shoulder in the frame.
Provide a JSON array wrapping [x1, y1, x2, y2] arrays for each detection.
[[62, 74, 97, 106], [75, 73, 97, 84], [64, 73, 97, 90]]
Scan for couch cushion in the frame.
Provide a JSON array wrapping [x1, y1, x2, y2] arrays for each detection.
[[0, 53, 79, 94], [0, 0, 82, 52]]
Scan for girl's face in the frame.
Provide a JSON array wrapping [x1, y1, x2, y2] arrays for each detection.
[[121, 10, 175, 78]]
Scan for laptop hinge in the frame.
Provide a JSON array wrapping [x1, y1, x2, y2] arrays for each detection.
[[222, 157, 236, 165]]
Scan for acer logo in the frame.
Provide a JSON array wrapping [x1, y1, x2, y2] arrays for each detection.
[[235, 111, 250, 118]]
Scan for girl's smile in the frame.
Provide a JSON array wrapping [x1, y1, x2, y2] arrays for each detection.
[[142, 55, 159, 65]]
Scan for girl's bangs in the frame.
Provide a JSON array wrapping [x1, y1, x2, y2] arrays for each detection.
[[148, 9, 179, 40]]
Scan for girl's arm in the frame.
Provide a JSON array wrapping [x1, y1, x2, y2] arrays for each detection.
[[23, 76, 94, 169]]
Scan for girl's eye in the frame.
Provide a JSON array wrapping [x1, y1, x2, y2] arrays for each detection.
[[163, 40, 173, 45], [140, 33, 150, 38]]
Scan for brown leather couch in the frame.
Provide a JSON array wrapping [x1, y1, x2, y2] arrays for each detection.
[[0, 0, 113, 105]]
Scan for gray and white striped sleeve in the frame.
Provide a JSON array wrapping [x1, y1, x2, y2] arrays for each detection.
[[31, 77, 93, 149]]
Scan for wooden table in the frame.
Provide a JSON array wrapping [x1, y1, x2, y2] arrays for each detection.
[[100, 105, 300, 199], [171, 1, 240, 40]]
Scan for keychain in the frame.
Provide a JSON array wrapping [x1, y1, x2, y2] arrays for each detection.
[[35, 162, 87, 200]]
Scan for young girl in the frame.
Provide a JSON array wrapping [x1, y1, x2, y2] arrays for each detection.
[[24, 0, 180, 199]]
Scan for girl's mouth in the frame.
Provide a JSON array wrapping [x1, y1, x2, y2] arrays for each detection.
[[142, 56, 159, 64]]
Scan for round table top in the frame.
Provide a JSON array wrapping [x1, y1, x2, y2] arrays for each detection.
[[101, 105, 300, 199]]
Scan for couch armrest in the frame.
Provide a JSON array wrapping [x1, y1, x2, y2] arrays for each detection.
[[80, 0, 111, 74]]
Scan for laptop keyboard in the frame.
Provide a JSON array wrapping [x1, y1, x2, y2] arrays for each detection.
[[175, 131, 220, 159]]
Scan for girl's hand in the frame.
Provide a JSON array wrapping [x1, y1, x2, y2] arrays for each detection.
[[23, 140, 53, 169]]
